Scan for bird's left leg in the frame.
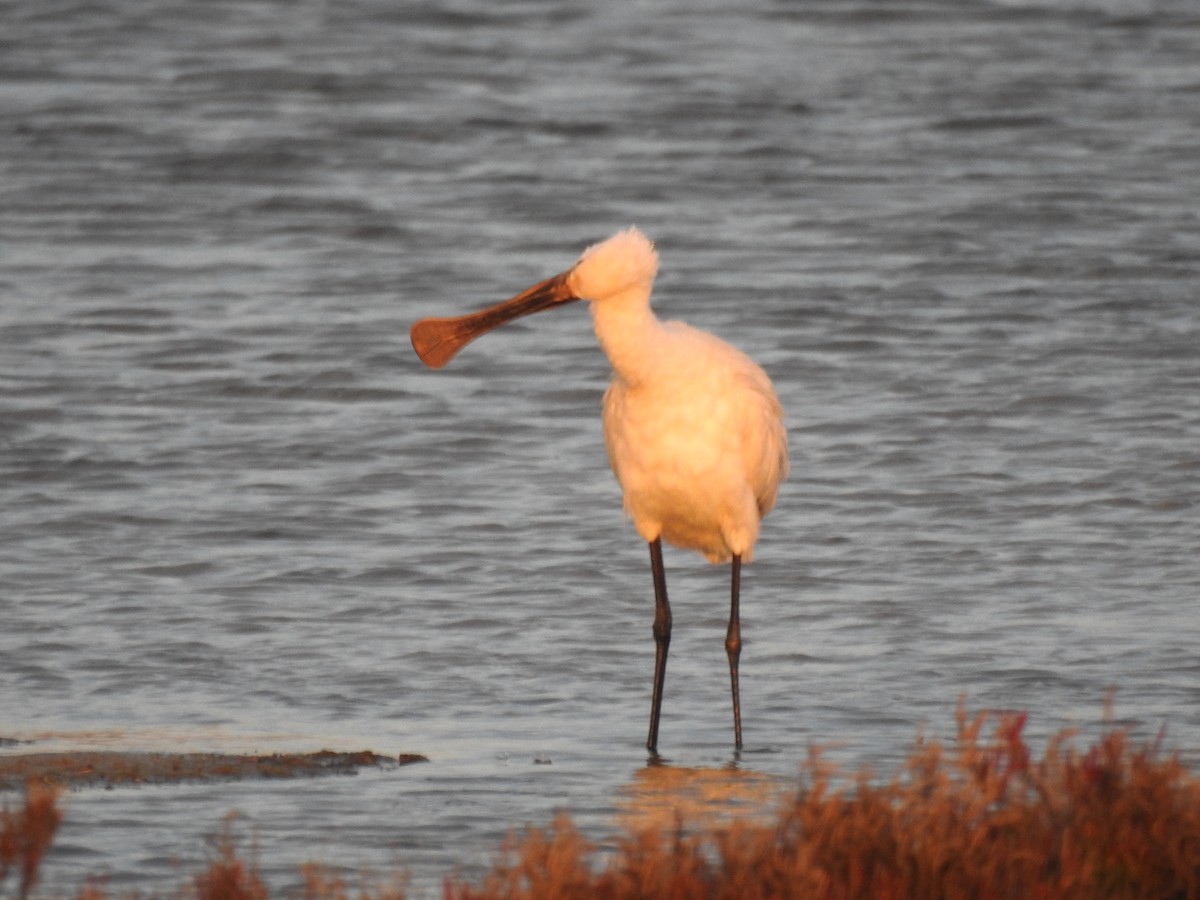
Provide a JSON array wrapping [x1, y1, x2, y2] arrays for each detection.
[[726, 554, 743, 750], [646, 537, 671, 755]]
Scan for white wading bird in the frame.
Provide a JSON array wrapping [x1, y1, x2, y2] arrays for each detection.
[[410, 228, 788, 754]]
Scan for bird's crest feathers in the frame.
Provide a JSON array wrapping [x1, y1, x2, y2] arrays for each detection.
[[570, 227, 659, 302]]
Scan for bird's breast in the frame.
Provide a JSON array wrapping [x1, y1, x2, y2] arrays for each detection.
[[600, 332, 786, 562]]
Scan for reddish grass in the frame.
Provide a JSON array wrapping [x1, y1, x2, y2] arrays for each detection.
[[452, 704, 1200, 900], [7, 705, 1200, 899], [0, 780, 62, 900], [188, 815, 269, 900]]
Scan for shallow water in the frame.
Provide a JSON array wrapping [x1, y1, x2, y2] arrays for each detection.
[[2, 0, 1199, 894]]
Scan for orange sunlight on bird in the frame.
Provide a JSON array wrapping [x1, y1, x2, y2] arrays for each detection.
[[411, 228, 788, 754]]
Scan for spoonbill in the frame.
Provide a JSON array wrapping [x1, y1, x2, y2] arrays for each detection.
[[410, 228, 788, 753]]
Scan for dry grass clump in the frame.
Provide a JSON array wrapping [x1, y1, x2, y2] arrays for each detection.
[[185, 815, 270, 900], [450, 706, 1200, 899], [0, 780, 62, 899], [5, 705, 1200, 899]]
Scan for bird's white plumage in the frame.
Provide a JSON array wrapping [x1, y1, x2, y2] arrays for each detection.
[[567, 228, 788, 563], [410, 225, 788, 751]]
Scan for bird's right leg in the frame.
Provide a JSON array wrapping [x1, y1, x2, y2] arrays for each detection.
[[646, 536, 671, 755], [726, 554, 743, 751]]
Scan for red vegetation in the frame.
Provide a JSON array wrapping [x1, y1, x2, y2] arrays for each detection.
[[453, 705, 1200, 900], [189, 816, 269, 900], [5, 706, 1200, 899], [0, 780, 62, 900]]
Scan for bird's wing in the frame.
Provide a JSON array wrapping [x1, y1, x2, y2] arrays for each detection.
[[738, 367, 788, 516]]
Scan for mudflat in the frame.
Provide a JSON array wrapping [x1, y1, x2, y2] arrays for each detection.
[[0, 749, 427, 791]]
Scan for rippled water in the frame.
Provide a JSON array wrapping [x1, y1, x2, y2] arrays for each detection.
[[3, 0, 1199, 894]]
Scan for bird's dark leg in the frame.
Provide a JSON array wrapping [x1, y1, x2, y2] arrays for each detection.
[[726, 554, 743, 750], [646, 537, 671, 755]]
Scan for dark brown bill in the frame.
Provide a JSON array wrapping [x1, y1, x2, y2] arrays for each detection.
[[410, 271, 578, 369]]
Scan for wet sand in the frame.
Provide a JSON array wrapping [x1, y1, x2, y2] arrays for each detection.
[[0, 747, 427, 791]]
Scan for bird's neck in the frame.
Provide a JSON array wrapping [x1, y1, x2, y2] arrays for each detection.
[[589, 289, 666, 387]]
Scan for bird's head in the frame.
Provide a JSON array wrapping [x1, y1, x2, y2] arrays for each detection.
[[567, 227, 659, 304], [410, 227, 656, 369]]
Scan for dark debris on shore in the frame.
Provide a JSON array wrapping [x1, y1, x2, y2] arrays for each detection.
[[0, 749, 428, 791]]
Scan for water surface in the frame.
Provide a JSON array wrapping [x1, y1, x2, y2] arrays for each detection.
[[2, 0, 1199, 894]]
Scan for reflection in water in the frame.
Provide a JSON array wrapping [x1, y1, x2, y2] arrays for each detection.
[[616, 762, 787, 836]]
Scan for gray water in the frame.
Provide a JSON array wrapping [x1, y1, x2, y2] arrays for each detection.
[[2, 0, 1199, 894]]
